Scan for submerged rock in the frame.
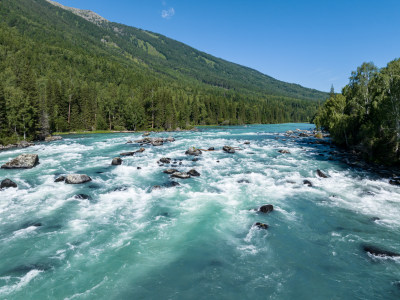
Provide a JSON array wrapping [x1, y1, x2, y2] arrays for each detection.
[[363, 245, 400, 258], [65, 174, 92, 184], [316, 169, 328, 178], [259, 204, 273, 213], [1, 178, 17, 189], [171, 172, 191, 179], [254, 222, 269, 229], [303, 180, 313, 187], [244, 141, 250, 145], [74, 194, 91, 200], [208, 147, 215, 151], [238, 179, 250, 184], [54, 176, 66, 183], [278, 149, 290, 154], [223, 146, 235, 153], [185, 147, 202, 156], [1, 154, 39, 169], [188, 169, 200, 177], [111, 157, 122, 165]]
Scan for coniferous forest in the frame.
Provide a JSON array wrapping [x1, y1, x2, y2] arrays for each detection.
[[0, 0, 326, 144], [314, 59, 400, 165]]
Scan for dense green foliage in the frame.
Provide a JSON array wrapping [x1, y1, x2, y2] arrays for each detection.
[[0, 0, 325, 143], [315, 59, 400, 165]]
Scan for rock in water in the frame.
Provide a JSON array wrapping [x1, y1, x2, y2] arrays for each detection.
[[188, 169, 200, 176], [65, 174, 92, 184], [185, 147, 202, 156], [316, 169, 328, 178], [244, 141, 250, 145], [259, 204, 273, 213], [303, 180, 313, 187], [163, 169, 179, 174], [1, 154, 39, 169], [278, 149, 291, 154], [1, 178, 17, 189], [159, 157, 171, 164], [45, 135, 63, 142], [171, 172, 191, 179], [363, 245, 400, 257], [208, 147, 215, 151], [54, 176, 66, 182], [166, 137, 175, 142], [111, 157, 122, 165], [222, 146, 235, 153], [254, 222, 269, 229]]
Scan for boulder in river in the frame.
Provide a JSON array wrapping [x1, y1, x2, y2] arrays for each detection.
[[259, 204, 273, 213], [120, 152, 135, 156], [363, 245, 400, 258], [1, 154, 39, 169], [389, 179, 400, 186], [111, 157, 122, 165], [163, 169, 179, 174], [166, 137, 175, 142], [244, 141, 250, 145], [222, 146, 235, 153], [303, 180, 313, 187], [171, 172, 191, 179], [208, 147, 215, 151], [185, 147, 202, 156], [159, 157, 171, 164], [278, 149, 290, 154], [65, 174, 92, 184], [254, 222, 269, 229], [316, 169, 328, 178], [188, 169, 200, 177], [1, 178, 17, 189], [54, 176, 66, 183]]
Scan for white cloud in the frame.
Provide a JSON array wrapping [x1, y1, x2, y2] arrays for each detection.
[[161, 7, 175, 19]]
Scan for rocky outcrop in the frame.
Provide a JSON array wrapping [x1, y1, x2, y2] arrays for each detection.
[[1, 178, 17, 189], [316, 169, 328, 178], [259, 204, 273, 213], [45, 135, 63, 142], [188, 169, 200, 177], [111, 157, 122, 165], [222, 146, 235, 153], [1, 154, 39, 169], [185, 147, 202, 156], [65, 174, 92, 184]]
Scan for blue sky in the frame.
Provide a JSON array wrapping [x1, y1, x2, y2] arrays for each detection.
[[55, 0, 400, 92]]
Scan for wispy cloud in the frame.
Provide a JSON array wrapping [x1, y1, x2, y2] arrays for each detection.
[[161, 7, 175, 19]]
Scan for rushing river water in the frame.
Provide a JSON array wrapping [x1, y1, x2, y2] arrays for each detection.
[[0, 123, 399, 300]]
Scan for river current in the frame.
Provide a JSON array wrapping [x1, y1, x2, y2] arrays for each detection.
[[0, 123, 399, 299]]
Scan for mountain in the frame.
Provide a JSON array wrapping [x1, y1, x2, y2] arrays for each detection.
[[0, 0, 327, 142]]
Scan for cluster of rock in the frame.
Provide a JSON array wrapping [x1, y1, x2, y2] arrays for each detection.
[[252, 204, 274, 230], [163, 168, 200, 179], [120, 147, 145, 157], [0, 141, 35, 151], [133, 136, 175, 147]]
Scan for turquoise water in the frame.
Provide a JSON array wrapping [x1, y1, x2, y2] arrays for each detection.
[[0, 123, 399, 299]]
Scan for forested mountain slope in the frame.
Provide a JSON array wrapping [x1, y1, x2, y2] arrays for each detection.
[[0, 0, 327, 143]]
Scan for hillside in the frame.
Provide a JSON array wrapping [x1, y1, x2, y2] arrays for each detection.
[[0, 0, 327, 142]]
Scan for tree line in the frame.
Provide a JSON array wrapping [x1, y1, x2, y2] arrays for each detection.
[[314, 59, 400, 165]]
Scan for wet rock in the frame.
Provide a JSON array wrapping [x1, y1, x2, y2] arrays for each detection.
[[185, 147, 202, 156], [120, 152, 135, 156], [222, 146, 235, 153], [136, 148, 145, 153], [259, 204, 273, 213], [244, 141, 250, 145], [143, 132, 150, 137], [166, 137, 175, 142], [163, 169, 179, 174], [1, 154, 39, 169], [254, 222, 269, 229], [152, 140, 163, 146], [111, 157, 122, 165], [371, 217, 380, 222], [389, 179, 400, 186], [179, 162, 183, 165], [216, 160, 220, 163], [1, 178, 17, 189], [54, 176, 66, 183], [159, 157, 171, 164], [303, 180, 313, 187], [74, 194, 91, 200], [65, 174, 92, 184], [238, 179, 250, 183], [137, 167, 142, 170], [363, 245, 400, 257], [278, 149, 290, 154], [45, 135, 63, 142], [126, 140, 133, 144], [188, 169, 200, 177], [165, 181, 180, 188], [18, 140, 34, 148], [299, 132, 310, 137], [316, 169, 328, 178], [171, 172, 191, 179], [152, 185, 162, 190], [208, 147, 215, 151]]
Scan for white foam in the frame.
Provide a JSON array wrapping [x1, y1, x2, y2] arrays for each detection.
[[0, 269, 42, 296]]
